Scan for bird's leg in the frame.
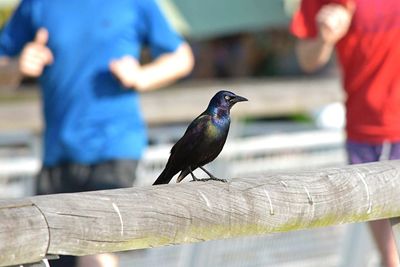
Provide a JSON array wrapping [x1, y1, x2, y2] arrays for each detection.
[[189, 167, 201, 182], [199, 166, 227, 183]]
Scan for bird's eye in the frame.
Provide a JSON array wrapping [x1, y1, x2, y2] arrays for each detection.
[[224, 95, 231, 100]]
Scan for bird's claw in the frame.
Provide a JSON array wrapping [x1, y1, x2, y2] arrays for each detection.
[[190, 179, 204, 182], [210, 177, 228, 183], [190, 177, 227, 183]]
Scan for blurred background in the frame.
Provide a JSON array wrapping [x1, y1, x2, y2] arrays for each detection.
[[0, 0, 381, 266]]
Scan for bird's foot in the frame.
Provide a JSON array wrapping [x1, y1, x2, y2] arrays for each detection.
[[208, 177, 228, 183], [191, 177, 227, 183], [190, 177, 202, 182]]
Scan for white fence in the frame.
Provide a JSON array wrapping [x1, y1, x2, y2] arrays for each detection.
[[0, 131, 39, 198], [136, 129, 346, 186]]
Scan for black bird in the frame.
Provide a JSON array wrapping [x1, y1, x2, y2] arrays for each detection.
[[152, 90, 248, 185]]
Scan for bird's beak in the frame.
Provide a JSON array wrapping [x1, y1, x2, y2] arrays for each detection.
[[231, 95, 248, 104]]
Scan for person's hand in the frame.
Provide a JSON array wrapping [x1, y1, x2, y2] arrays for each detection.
[[109, 56, 147, 91], [19, 28, 54, 77], [316, 3, 355, 44]]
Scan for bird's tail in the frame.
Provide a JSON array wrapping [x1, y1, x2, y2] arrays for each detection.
[[152, 167, 175, 185], [176, 168, 190, 183]]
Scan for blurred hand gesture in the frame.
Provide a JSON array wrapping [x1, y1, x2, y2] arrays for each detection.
[[19, 28, 54, 77], [316, 2, 355, 44], [109, 56, 147, 91]]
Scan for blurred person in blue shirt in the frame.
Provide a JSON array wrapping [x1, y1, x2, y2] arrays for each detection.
[[0, 0, 193, 266]]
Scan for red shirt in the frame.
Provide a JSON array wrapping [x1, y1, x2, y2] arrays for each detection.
[[291, 0, 400, 143]]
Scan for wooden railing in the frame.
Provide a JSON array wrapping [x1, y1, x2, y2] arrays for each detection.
[[0, 77, 343, 131], [1, 160, 400, 267]]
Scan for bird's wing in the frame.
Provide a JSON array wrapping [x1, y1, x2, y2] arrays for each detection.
[[168, 111, 230, 183], [153, 113, 210, 185], [169, 112, 222, 170], [170, 113, 210, 156]]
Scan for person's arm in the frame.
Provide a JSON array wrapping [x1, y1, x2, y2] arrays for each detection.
[[18, 28, 53, 77], [0, 27, 53, 85], [295, 3, 354, 73], [109, 42, 194, 92], [109, 0, 194, 92], [0, 1, 52, 82], [296, 37, 335, 73]]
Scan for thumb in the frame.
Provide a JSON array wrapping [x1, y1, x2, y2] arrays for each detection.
[[34, 28, 49, 45], [35, 28, 54, 65], [346, 1, 356, 15]]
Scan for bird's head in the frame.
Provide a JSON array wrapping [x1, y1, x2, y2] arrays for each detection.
[[208, 90, 248, 112]]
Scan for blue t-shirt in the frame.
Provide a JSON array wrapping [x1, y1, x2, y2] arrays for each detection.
[[0, 0, 183, 166]]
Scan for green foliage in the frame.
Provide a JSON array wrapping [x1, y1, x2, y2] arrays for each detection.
[[289, 113, 313, 123]]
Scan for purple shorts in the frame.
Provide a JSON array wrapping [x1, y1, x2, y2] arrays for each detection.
[[346, 140, 400, 164]]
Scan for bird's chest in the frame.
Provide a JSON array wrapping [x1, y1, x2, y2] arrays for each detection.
[[205, 118, 229, 140]]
